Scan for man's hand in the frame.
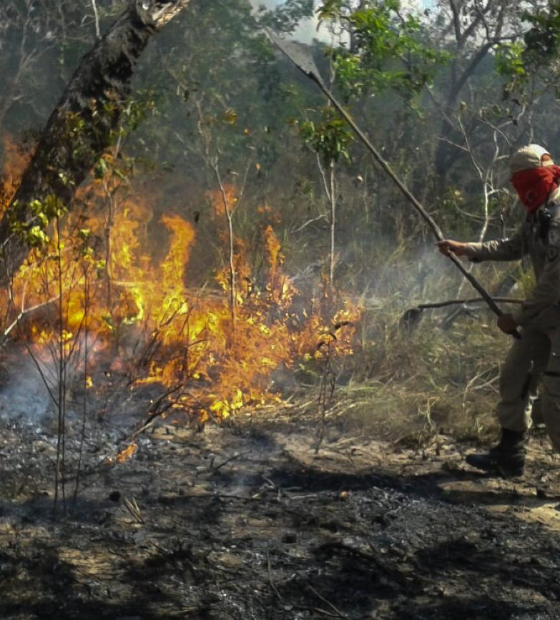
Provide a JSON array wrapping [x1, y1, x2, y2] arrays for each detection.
[[497, 313, 518, 335], [436, 239, 470, 257]]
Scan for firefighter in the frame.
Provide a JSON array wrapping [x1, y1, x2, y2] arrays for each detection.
[[437, 144, 560, 477]]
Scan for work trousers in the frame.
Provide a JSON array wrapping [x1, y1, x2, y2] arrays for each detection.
[[498, 308, 560, 452]]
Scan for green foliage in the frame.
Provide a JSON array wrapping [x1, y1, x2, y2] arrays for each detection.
[[9, 195, 67, 249], [495, 42, 527, 80], [498, 3, 560, 100], [121, 90, 158, 133], [523, 2, 560, 62], [299, 107, 354, 166], [317, 0, 347, 22], [321, 0, 450, 99]]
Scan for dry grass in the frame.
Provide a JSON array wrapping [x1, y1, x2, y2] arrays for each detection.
[[320, 287, 513, 448]]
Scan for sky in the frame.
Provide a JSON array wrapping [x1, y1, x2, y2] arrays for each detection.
[[256, 0, 436, 43]]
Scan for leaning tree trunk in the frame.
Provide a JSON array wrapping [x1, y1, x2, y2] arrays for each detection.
[[0, 0, 190, 286]]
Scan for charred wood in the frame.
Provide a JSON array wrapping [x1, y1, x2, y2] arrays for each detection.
[[0, 0, 190, 286]]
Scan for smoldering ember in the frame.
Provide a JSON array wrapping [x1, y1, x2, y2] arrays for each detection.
[[2, 2, 560, 619]]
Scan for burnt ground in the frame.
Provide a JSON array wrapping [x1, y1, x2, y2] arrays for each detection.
[[1, 403, 560, 620]]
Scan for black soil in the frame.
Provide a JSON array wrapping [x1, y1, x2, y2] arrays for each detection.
[[0, 410, 559, 620]]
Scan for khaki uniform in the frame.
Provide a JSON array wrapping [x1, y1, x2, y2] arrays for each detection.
[[466, 187, 560, 451]]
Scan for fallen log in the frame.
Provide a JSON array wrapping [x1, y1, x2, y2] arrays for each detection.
[[0, 0, 190, 286]]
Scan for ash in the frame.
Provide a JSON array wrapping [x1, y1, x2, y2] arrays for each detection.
[[0, 403, 559, 620]]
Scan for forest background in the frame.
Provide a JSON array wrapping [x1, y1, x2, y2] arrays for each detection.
[[2, 0, 560, 445]]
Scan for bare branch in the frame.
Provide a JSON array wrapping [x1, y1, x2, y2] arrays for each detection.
[[91, 0, 101, 40]]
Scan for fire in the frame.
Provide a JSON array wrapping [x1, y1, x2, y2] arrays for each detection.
[[0, 142, 363, 423], [0, 136, 30, 217], [116, 442, 138, 463]]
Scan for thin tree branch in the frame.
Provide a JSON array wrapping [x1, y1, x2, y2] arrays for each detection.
[[91, 0, 101, 40]]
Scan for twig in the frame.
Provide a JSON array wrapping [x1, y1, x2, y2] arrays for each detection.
[[90, 0, 101, 40], [267, 546, 283, 601], [319, 541, 409, 586], [197, 451, 245, 477], [291, 213, 328, 234], [262, 475, 278, 489], [213, 158, 237, 332], [130, 385, 183, 441], [73, 268, 91, 506], [168, 492, 259, 501], [308, 585, 347, 619], [123, 496, 144, 524], [2, 296, 59, 340], [313, 609, 345, 618], [315, 341, 336, 455], [55, 216, 68, 514]]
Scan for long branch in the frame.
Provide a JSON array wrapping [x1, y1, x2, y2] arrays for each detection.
[[213, 161, 237, 331], [2, 296, 59, 341], [415, 297, 524, 310]]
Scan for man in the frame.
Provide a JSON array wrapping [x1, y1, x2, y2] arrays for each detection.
[[437, 144, 560, 477]]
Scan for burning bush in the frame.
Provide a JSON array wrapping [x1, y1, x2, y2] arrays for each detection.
[[0, 144, 362, 423]]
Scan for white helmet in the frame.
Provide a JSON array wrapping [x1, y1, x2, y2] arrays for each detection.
[[510, 144, 551, 174]]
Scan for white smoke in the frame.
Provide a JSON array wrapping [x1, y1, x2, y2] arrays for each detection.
[[0, 354, 54, 422], [0, 333, 103, 424]]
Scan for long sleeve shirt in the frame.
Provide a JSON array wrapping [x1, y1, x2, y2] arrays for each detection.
[[464, 188, 560, 326]]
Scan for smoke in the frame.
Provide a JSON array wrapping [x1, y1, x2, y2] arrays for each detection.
[[250, 0, 325, 43], [0, 354, 54, 422], [0, 333, 102, 424]]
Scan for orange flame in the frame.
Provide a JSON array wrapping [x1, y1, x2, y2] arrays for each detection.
[[117, 443, 138, 463], [0, 135, 30, 218], [0, 142, 363, 422]]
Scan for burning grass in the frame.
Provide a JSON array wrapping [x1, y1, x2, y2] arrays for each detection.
[[0, 135, 526, 452], [0, 145, 362, 426]]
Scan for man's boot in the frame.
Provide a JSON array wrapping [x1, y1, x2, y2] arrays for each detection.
[[465, 428, 525, 477]]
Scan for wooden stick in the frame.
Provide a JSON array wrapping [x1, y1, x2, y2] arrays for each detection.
[[417, 296, 524, 310], [318, 85, 520, 339], [267, 546, 284, 601], [308, 585, 347, 619], [268, 32, 521, 340]]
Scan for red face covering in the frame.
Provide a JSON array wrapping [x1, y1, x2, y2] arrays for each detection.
[[511, 165, 560, 214]]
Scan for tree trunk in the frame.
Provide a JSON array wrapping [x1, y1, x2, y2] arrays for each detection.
[[0, 0, 190, 286]]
